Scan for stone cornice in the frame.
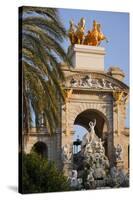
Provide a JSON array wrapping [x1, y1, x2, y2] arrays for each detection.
[[63, 71, 129, 91]]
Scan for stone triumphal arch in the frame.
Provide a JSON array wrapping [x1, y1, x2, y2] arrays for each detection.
[[23, 44, 129, 175]]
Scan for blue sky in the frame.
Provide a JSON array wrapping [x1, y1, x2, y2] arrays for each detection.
[[59, 8, 129, 84], [58, 8, 129, 139]]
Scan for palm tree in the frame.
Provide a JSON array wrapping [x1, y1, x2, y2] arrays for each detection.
[[19, 6, 70, 135]]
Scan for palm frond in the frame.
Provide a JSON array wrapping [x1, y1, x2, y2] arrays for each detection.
[[21, 7, 69, 134]]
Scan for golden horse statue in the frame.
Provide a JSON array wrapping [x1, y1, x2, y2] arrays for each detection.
[[84, 20, 98, 46], [84, 20, 108, 46], [68, 18, 85, 45], [75, 17, 85, 44], [97, 23, 108, 45], [68, 18, 108, 46], [68, 20, 76, 45]]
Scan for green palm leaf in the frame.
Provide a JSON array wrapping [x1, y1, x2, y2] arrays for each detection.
[[20, 6, 69, 135]]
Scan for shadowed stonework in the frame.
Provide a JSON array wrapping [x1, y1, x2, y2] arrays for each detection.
[[23, 43, 129, 189]]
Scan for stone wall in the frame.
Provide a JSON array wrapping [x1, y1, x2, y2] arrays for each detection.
[[61, 91, 115, 166], [114, 128, 129, 172], [23, 129, 62, 168], [23, 45, 129, 175]]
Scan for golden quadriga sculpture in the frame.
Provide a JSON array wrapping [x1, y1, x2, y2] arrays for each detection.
[[68, 18, 108, 46]]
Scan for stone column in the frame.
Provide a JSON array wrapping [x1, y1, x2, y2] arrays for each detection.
[[107, 131, 114, 167]]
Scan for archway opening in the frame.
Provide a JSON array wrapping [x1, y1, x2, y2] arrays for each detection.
[[32, 141, 48, 159], [73, 109, 109, 157], [73, 125, 87, 154]]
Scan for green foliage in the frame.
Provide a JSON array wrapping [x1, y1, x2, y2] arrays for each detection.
[[20, 6, 71, 133], [22, 152, 70, 193]]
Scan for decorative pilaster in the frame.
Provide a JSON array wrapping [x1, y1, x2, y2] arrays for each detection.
[[65, 89, 73, 135]]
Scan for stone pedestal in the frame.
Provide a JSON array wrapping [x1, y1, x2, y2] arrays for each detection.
[[116, 160, 124, 170], [63, 162, 73, 177], [107, 66, 125, 81], [71, 44, 106, 71]]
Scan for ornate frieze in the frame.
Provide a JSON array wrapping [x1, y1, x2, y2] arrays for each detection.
[[66, 74, 121, 90], [64, 73, 128, 94]]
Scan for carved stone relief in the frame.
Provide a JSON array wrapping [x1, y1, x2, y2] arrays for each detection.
[[67, 74, 121, 91]]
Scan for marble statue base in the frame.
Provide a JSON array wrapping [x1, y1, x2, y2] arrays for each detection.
[[63, 161, 73, 177], [71, 44, 105, 71]]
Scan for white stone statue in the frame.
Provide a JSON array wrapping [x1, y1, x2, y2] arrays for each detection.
[[114, 86, 120, 90], [70, 170, 78, 188], [108, 82, 114, 89], [115, 144, 123, 161], [79, 79, 83, 86], [81, 119, 96, 149], [72, 170, 78, 179], [87, 168, 95, 183], [102, 78, 107, 89], [39, 112, 45, 127], [86, 75, 93, 87], [84, 143, 93, 155], [89, 119, 96, 133], [78, 178, 82, 184], [110, 166, 118, 179], [93, 139, 105, 156], [62, 144, 72, 162], [88, 119, 96, 143], [83, 143, 93, 164], [99, 138, 105, 153], [95, 80, 103, 89], [70, 77, 78, 87]]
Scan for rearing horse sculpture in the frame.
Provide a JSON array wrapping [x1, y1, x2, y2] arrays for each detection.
[[84, 20, 108, 46], [68, 18, 108, 46], [97, 23, 108, 45], [68, 20, 77, 45], [68, 18, 85, 45], [75, 17, 85, 44]]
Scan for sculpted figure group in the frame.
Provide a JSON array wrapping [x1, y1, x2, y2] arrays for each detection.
[[62, 144, 72, 162], [115, 144, 123, 161], [70, 75, 119, 91], [68, 18, 108, 46], [62, 118, 128, 189], [81, 119, 110, 182]]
